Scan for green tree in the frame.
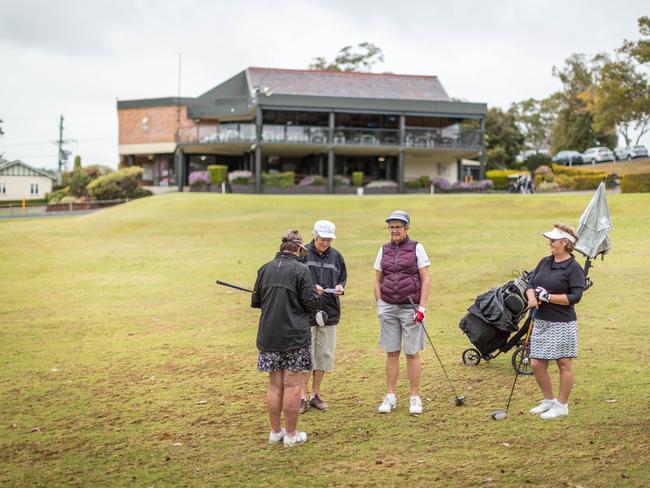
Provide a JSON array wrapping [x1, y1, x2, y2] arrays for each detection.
[[309, 42, 384, 72], [73, 155, 82, 171], [591, 58, 650, 146], [550, 54, 616, 152], [510, 97, 559, 151], [621, 16, 650, 64], [485, 145, 507, 170], [484, 107, 525, 166]]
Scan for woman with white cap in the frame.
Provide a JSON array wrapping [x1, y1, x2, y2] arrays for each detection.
[[525, 223, 586, 419]]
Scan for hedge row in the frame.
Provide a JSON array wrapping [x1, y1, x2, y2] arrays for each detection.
[[535, 173, 604, 190], [621, 173, 650, 193], [485, 169, 527, 190], [261, 172, 295, 187]]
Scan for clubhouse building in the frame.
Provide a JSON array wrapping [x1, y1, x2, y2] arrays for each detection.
[[117, 67, 487, 193]]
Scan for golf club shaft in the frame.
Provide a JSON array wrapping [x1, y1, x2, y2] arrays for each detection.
[[505, 309, 536, 412], [216, 280, 254, 293], [408, 297, 462, 399]]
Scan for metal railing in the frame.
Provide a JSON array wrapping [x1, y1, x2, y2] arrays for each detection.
[[404, 127, 482, 149], [179, 123, 482, 150]]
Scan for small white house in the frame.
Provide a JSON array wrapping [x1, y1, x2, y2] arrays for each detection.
[[0, 159, 56, 201]]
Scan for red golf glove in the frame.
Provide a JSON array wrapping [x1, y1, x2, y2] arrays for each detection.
[[414, 306, 426, 323]]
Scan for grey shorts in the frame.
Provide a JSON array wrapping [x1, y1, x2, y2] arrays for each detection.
[[310, 324, 337, 371], [378, 299, 425, 355]]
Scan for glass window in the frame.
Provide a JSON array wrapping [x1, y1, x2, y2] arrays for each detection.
[[30, 183, 39, 195], [0, 182, 6, 194]]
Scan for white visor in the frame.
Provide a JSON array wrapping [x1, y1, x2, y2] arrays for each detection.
[[543, 228, 576, 243]]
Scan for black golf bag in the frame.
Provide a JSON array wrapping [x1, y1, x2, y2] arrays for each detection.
[[459, 271, 531, 359]]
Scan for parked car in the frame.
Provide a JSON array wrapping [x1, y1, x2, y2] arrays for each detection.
[[583, 147, 615, 164], [554, 150, 584, 166], [615, 145, 649, 160]]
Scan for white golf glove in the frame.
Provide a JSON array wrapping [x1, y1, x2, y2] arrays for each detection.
[[535, 287, 551, 303], [315, 310, 328, 327]]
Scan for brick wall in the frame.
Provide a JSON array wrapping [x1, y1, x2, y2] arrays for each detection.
[[118, 105, 197, 145]]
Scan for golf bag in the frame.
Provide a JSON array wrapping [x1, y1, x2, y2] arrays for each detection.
[[459, 271, 531, 358]]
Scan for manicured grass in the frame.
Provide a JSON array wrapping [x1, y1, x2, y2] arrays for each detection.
[[1, 192, 649, 487]]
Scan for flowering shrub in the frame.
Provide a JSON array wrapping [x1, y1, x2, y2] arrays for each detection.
[[365, 180, 398, 188], [451, 179, 494, 192], [432, 177, 450, 190], [228, 170, 252, 184], [334, 175, 351, 187], [298, 176, 325, 187], [189, 171, 210, 186]]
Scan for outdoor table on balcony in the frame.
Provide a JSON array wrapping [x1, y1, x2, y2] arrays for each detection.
[[219, 130, 239, 142], [360, 134, 378, 145]]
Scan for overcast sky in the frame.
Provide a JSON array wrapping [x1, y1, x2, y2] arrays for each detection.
[[0, 0, 647, 170]]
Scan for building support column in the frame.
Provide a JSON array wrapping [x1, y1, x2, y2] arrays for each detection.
[[398, 114, 406, 193], [327, 148, 335, 194], [318, 153, 324, 176], [478, 117, 485, 180], [255, 105, 263, 193], [175, 148, 185, 192], [397, 150, 405, 194]]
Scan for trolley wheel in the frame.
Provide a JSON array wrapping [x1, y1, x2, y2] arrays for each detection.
[[511, 345, 533, 375], [462, 348, 481, 366]]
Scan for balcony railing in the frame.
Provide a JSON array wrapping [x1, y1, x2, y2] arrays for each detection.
[[179, 123, 482, 150]]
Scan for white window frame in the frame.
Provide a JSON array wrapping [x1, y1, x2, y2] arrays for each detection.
[[30, 183, 39, 195], [0, 182, 6, 194]]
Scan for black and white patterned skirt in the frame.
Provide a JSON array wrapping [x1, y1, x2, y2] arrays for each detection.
[[258, 346, 313, 373], [530, 318, 578, 360]]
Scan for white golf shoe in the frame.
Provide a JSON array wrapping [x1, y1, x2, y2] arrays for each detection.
[[378, 394, 397, 413], [283, 431, 307, 447], [529, 399, 557, 414], [409, 396, 423, 415], [268, 428, 286, 444], [540, 402, 569, 420]]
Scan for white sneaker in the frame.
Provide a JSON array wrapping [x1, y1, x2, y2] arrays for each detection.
[[283, 431, 307, 447], [378, 394, 397, 413], [529, 399, 557, 414], [409, 396, 423, 415], [540, 403, 569, 420], [268, 428, 286, 444]]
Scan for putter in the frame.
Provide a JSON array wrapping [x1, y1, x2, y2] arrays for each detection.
[[408, 297, 465, 407], [491, 309, 537, 421]]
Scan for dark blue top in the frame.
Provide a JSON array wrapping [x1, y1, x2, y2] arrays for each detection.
[[527, 255, 586, 322]]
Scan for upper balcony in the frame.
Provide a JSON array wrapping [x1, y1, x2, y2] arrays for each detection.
[[179, 122, 482, 151]]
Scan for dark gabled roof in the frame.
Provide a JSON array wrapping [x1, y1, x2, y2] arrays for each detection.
[[118, 67, 486, 119], [246, 67, 450, 101], [0, 159, 57, 179]]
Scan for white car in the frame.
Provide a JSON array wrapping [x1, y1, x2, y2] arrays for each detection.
[[583, 147, 615, 164], [615, 145, 649, 160], [515, 149, 551, 163]]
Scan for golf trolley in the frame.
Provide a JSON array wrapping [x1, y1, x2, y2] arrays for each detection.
[[460, 271, 535, 375]]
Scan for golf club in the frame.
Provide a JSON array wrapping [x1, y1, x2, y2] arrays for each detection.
[[490, 309, 537, 421], [216, 279, 328, 325], [216, 280, 254, 293], [408, 297, 465, 407]]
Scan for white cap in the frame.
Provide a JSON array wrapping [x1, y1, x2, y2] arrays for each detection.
[[313, 220, 336, 239], [543, 227, 576, 243]]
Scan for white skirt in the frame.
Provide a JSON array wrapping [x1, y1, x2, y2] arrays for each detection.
[[530, 318, 578, 359]]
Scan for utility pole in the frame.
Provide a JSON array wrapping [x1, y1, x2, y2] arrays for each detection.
[[56, 115, 72, 184]]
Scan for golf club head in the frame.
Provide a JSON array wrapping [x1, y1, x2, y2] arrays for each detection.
[[491, 410, 507, 421], [455, 396, 466, 407], [315, 310, 328, 327]]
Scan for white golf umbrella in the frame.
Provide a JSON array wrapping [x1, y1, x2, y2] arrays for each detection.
[[575, 181, 612, 259]]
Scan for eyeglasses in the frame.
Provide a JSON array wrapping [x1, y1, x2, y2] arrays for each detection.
[[388, 225, 405, 231]]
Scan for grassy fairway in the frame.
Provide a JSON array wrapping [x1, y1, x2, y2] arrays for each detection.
[[1, 192, 649, 487]]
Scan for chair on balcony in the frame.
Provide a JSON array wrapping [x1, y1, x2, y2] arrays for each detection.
[[333, 132, 346, 144]]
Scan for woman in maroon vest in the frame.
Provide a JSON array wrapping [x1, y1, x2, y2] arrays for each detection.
[[373, 210, 431, 415]]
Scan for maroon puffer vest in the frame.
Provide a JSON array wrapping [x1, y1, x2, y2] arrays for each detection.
[[380, 237, 421, 305]]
